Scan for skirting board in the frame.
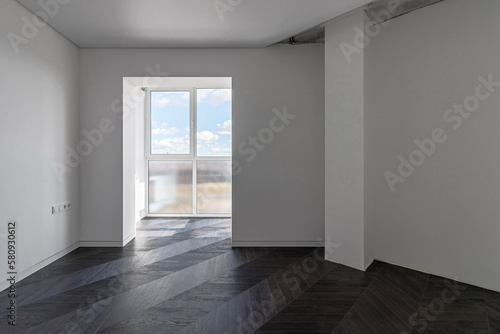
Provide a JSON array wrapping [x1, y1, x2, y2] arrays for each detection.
[[123, 232, 135, 246], [0, 241, 80, 292], [80, 232, 135, 248], [79, 240, 125, 247], [232, 241, 325, 247]]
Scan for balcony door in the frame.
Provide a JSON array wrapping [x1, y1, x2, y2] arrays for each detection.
[[146, 88, 232, 216]]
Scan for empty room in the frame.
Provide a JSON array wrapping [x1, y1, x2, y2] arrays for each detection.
[[1, 0, 499, 333]]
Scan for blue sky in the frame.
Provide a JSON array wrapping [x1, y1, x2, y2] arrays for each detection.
[[150, 89, 231, 156]]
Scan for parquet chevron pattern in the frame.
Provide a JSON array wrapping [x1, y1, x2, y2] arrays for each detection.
[[0, 218, 498, 334]]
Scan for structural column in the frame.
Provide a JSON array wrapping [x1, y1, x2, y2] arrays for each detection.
[[325, 10, 368, 270]]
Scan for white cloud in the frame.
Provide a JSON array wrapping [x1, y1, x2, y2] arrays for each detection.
[[151, 127, 184, 136], [218, 148, 231, 155], [197, 89, 231, 107], [216, 120, 231, 135], [197, 89, 211, 102], [196, 129, 232, 156], [153, 92, 189, 108], [152, 135, 189, 154], [153, 97, 170, 108], [197, 131, 218, 142], [197, 143, 231, 157]]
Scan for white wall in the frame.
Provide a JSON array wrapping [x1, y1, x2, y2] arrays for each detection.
[[0, 0, 80, 289], [325, 11, 371, 270], [80, 46, 325, 246], [132, 81, 146, 224], [122, 78, 137, 244], [366, 0, 500, 291]]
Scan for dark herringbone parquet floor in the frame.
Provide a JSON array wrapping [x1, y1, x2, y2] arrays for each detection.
[[1, 218, 499, 333]]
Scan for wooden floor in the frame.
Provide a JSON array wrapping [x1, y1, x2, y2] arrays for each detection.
[[1, 218, 499, 333]]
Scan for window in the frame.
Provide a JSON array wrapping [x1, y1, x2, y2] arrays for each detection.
[[146, 87, 232, 216], [149, 90, 191, 155]]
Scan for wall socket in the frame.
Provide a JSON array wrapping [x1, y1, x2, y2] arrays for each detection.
[[52, 202, 71, 214]]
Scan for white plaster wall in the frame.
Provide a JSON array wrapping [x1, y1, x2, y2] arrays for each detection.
[[0, 0, 80, 289], [325, 11, 368, 270], [80, 46, 325, 246], [366, 0, 500, 291]]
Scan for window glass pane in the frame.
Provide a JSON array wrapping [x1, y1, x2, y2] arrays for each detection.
[[149, 161, 193, 214], [196, 89, 231, 157], [196, 161, 232, 214], [150, 91, 190, 154]]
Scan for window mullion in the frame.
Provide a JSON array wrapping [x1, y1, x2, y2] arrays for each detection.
[[192, 88, 197, 214]]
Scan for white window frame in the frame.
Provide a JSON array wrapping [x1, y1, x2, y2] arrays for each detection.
[[145, 88, 194, 159], [145, 87, 232, 218]]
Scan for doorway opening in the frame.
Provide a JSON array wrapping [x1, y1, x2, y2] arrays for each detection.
[[123, 77, 232, 244]]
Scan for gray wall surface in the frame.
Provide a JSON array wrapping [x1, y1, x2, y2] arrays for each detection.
[[365, 0, 500, 291], [79, 46, 326, 246], [0, 0, 80, 290], [325, 12, 369, 270]]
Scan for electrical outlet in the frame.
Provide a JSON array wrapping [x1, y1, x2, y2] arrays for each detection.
[[52, 202, 71, 214]]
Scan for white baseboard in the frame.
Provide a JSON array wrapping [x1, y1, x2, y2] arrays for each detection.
[[79, 240, 125, 247], [0, 242, 80, 291], [123, 232, 135, 246], [231, 241, 325, 247], [80, 233, 136, 247]]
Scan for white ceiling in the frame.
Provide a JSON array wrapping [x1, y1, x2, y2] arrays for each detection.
[[16, 0, 369, 48]]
